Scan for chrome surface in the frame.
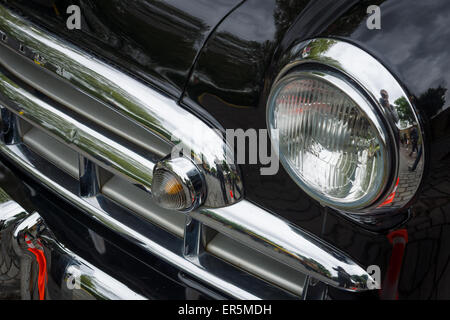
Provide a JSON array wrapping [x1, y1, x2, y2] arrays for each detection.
[[0, 6, 377, 295], [191, 201, 376, 291], [152, 157, 206, 212], [267, 70, 392, 211], [0, 68, 156, 192], [274, 38, 425, 219], [102, 175, 186, 238], [183, 217, 203, 265], [79, 156, 101, 197], [1, 107, 20, 145], [0, 200, 146, 300], [0, 43, 171, 159], [0, 142, 267, 299], [23, 127, 79, 179], [206, 232, 306, 296], [0, 5, 243, 209]]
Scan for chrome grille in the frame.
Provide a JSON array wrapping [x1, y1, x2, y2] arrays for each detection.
[[0, 4, 375, 299]]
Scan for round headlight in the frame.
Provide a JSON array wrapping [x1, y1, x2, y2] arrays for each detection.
[[267, 70, 391, 211]]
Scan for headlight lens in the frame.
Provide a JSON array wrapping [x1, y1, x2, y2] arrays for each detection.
[[267, 71, 390, 211]]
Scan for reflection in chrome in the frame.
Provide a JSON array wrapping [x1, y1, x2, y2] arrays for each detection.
[[0, 71, 156, 191], [0, 6, 376, 294], [0, 200, 146, 300], [275, 38, 425, 221], [0, 5, 242, 209], [192, 201, 376, 291]]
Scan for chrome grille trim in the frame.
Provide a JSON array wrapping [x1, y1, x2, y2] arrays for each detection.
[[0, 4, 243, 209], [0, 4, 376, 295], [22, 127, 79, 178], [0, 69, 156, 190], [0, 142, 267, 299], [0, 43, 170, 158]]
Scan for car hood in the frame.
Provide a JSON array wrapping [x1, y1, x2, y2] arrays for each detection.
[[8, 0, 245, 98]]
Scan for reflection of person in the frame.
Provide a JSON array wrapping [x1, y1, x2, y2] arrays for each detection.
[[409, 127, 419, 157], [380, 90, 399, 123], [409, 145, 422, 172], [402, 133, 408, 146], [333, 266, 353, 288]]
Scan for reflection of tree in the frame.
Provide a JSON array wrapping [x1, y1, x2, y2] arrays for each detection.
[[416, 86, 447, 119], [394, 96, 415, 128], [306, 39, 341, 69], [395, 86, 446, 128], [274, 0, 309, 41], [323, 0, 386, 36]]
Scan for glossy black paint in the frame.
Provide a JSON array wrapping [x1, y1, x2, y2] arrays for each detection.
[[183, 0, 450, 299], [6, 0, 450, 299], [7, 0, 243, 98]]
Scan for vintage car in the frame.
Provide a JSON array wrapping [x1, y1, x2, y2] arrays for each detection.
[[0, 0, 449, 300]]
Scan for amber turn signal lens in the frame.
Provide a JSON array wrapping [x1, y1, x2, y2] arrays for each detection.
[[152, 170, 188, 210], [151, 157, 206, 212]]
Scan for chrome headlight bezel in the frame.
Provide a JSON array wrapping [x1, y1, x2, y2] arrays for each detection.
[[267, 38, 425, 216]]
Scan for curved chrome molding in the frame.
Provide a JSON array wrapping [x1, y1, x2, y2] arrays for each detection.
[[0, 5, 242, 208], [274, 38, 425, 218], [191, 202, 376, 291], [0, 200, 146, 300], [0, 139, 375, 292], [0, 143, 260, 299]]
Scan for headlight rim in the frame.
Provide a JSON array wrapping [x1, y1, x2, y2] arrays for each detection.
[[267, 38, 426, 219], [267, 66, 396, 212]]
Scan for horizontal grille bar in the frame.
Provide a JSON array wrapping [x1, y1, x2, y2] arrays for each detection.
[[0, 70, 156, 190]]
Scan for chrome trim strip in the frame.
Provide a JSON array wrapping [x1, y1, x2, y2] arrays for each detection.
[[275, 39, 425, 220], [192, 202, 375, 291], [0, 5, 243, 208], [0, 70, 156, 190], [0, 143, 259, 299]]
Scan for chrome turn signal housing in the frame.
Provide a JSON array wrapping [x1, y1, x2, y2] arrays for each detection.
[[152, 157, 206, 212]]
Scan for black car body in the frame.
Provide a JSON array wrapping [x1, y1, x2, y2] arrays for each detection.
[[0, 0, 449, 300]]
